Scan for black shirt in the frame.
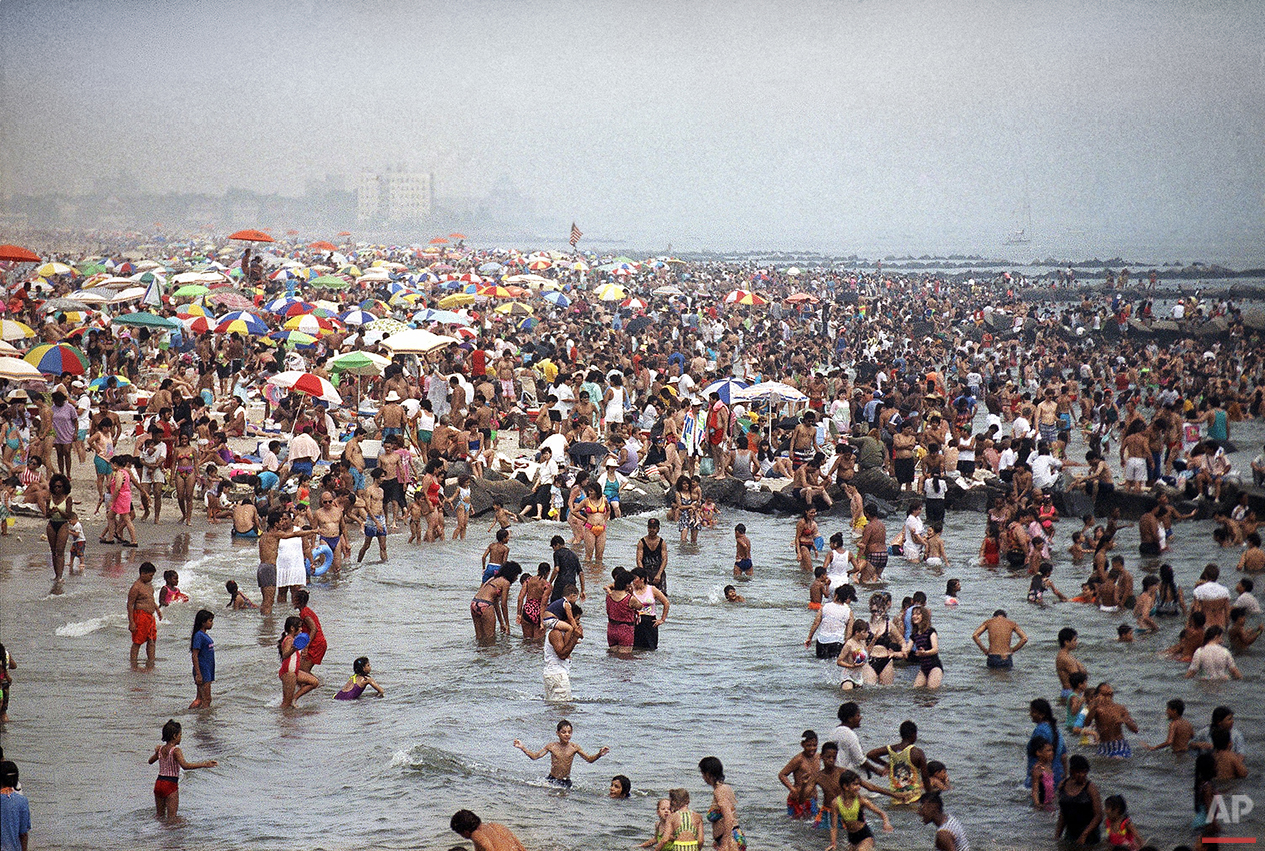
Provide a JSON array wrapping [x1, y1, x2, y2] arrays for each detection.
[[550, 547, 582, 602]]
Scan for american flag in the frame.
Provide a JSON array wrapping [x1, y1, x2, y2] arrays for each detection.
[[569, 222, 582, 247]]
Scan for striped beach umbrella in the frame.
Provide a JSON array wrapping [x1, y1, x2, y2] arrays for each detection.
[[338, 309, 376, 326], [88, 374, 133, 392], [24, 342, 90, 375], [283, 314, 340, 335], [215, 311, 269, 335], [0, 320, 37, 341], [267, 330, 319, 348], [542, 290, 571, 308]]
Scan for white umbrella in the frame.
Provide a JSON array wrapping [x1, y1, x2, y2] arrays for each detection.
[[0, 356, 45, 381], [0, 340, 19, 356], [732, 382, 808, 403], [380, 328, 459, 354], [109, 286, 149, 304], [68, 289, 109, 304]]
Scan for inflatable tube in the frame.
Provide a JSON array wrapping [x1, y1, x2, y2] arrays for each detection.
[[311, 544, 333, 576], [293, 632, 310, 651], [814, 535, 825, 551]]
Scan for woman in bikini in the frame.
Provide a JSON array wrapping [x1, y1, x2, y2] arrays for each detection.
[[471, 562, 522, 643], [516, 564, 551, 641], [566, 470, 590, 545], [172, 432, 197, 527], [866, 592, 904, 685], [674, 477, 699, 544], [423, 460, 445, 542], [278, 616, 320, 708], [45, 474, 74, 589], [794, 508, 819, 572], [580, 481, 611, 563]]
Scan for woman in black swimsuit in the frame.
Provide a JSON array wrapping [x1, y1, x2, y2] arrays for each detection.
[[637, 518, 668, 592], [866, 592, 904, 685]]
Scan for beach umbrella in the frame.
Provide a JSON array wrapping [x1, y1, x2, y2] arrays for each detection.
[[723, 290, 769, 306], [112, 312, 179, 330], [215, 312, 269, 336], [453, 326, 477, 340], [327, 351, 390, 376], [593, 283, 626, 301], [0, 356, 44, 381], [263, 296, 306, 314], [309, 275, 351, 289], [67, 289, 109, 304], [55, 311, 91, 325], [1, 320, 38, 341], [542, 290, 570, 308], [702, 378, 749, 405], [266, 370, 342, 405], [267, 330, 319, 348], [178, 303, 211, 318], [364, 317, 409, 336], [625, 315, 654, 335], [413, 308, 469, 325], [228, 229, 274, 243], [24, 342, 89, 375], [478, 262, 503, 274], [0, 340, 21, 356], [335, 265, 362, 278], [83, 276, 135, 290], [172, 284, 210, 298], [88, 375, 132, 392], [732, 381, 808, 403], [493, 301, 533, 316], [283, 314, 340, 335], [389, 292, 422, 307], [449, 232, 466, 239], [438, 293, 475, 309], [476, 284, 514, 298], [43, 298, 89, 313], [181, 315, 214, 333], [36, 262, 73, 277], [206, 291, 256, 310], [358, 298, 390, 313], [784, 292, 820, 304], [338, 309, 376, 326], [0, 245, 40, 263], [109, 286, 149, 304], [652, 285, 685, 296], [620, 297, 648, 310], [279, 301, 324, 318], [428, 237, 449, 245], [380, 328, 458, 355], [310, 240, 338, 252]]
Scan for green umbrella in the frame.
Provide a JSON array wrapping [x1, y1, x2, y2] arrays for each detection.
[[113, 311, 179, 330], [328, 351, 390, 376], [78, 262, 108, 276], [173, 284, 210, 298], [309, 275, 351, 290]]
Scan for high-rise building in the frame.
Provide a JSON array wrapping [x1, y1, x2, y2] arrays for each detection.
[[357, 169, 433, 226]]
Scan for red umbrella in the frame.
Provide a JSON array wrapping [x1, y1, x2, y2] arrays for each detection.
[[310, 240, 338, 252], [449, 233, 467, 239], [286, 229, 299, 236], [337, 231, 352, 237], [0, 245, 40, 263], [784, 292, 820, 304], [228, 229, 274, 243], [429, 237, 449, 245]]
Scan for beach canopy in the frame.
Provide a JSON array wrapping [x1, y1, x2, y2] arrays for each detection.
[[266, 370, 342, 404], [228, 229, 274, 243], [0, 245, 40, 263], [327, 351, 391, 376], [111, 312, 179, 330], [24, 342, 89, 375], [0, 356, 45, 381], [702, 378, 750, 405]]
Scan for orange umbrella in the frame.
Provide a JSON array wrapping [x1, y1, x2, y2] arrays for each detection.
[[228, 229, 274, 243], [449, 232, 467, 239], [310, 240, 338, 252], [0, 245, 40, 263], [429, 237, 449, 245], [286, 229, 299, 235]]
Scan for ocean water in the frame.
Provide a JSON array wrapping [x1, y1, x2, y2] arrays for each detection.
[[1, 426, 1262, 849]]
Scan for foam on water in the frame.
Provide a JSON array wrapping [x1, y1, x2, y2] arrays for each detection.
[[55, 616, 110, 637]]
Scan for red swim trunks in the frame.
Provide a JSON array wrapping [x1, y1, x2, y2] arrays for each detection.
[[304, 635, 327, 666], [131, 609, 157, 645], [154, 777, 179, 798]]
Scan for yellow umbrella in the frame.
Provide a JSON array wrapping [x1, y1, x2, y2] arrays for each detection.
[[36, 262, 73, 277], [438, 293, 475, 309], [0, 320, 37, 341], [493, 301, 534, 316], [593, 283, 626, 301]]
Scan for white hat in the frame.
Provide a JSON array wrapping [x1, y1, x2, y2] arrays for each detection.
[[605, 457, 619, 467], [385, 390, 401, 402]]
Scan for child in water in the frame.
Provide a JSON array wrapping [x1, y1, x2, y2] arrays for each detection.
[[334, 656, 385, 700], [1103, 794, 1144, 850], [944, 579, 960, 607], [67, 518, 86, 573], [1030, 740, 1056, 811], [723, 585, 745, 603], [159, 570, 189, 607], [639, 798, 672, 848], [225, 580, 257, 610], [148, 719, 217, 820], [448, 474, 472, 540], [513, 719, 609, 788], [408, 490, 425, 544], [925, 760, 951, 791]]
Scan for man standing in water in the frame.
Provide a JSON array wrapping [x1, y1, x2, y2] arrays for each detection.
[[549, 535, 584, 602], [918, 791, 970, 851], [449, 809, 527, 851], [971, 610, 1029, 669], [859, 504, 888, 580], [1055, 627, 1087, 702], [127, 562, 162, 666], [544, 603, 583, 702], [1083, 682, 1139, 758]]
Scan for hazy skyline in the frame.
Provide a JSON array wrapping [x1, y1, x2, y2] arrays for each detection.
[[3, 0, 1263, 262]]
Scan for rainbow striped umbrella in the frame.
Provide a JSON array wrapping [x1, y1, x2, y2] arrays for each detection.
[[24, 342, 90, 375], [283, 314, 340, 335], [267, 330, 319, 348], [88, 374, 133, 392], [215, 311, 269, 335], [181, 315, 216, 333]]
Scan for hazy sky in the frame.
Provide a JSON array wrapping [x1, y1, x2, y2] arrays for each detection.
[[3, 0, 1263, 261]]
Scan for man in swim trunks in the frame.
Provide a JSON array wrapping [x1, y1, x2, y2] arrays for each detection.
[[778, 731, 821, 819], [376, 391, 407, 439], [231, 497, 262, 539], [859, 504, 888, 579], [449, 809, 528, 851], [313, 489, 347, 573], [1055, 627, 1087, 702], [790, 412, 817, 470], [971, 609, 1028, 669], [284, 424, 320, 486], [357, 469, 389, 564], [257, 510, 318, 616], [127, 562, 162, 666], [1083, 682, 1138, 758]]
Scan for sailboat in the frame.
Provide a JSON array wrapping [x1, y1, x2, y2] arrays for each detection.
[[1004, 177, 1033, 245]]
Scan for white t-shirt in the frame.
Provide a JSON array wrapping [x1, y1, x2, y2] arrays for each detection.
[[1194, 582, 1230, 603], [1012, 416, 1031, 440], [543, 631, 571, 676], [998, 447, 1018, 471], [1233, 591, 1261, 615], [1189, 643, 1235, 679], [817, 601, 852, 645], [903, 514, 926, 561], [1031, 455, 1063, 489], [828, 723, 868, 774]]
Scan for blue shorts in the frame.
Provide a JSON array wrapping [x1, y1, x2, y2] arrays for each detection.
[[382, 427, 403, 438], [364, 515, 387, 538], [258, 471, 279, 491], [482, 563, 501, 584], [291, 460, 314, 477], [735, 558, 753, 573], [349, 467, 365, 492]]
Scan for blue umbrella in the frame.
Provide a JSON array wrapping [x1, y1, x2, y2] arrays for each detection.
[[478, 262, 503, 273], [702, 378, 749, 405], [542, 290, 570, 307]]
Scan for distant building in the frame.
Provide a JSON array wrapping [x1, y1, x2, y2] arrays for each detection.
[[357, 170, 433, 226]]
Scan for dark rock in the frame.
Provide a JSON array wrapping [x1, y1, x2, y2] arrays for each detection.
[[618, 479, 669, 515], [949, 488, 992, 513], [852, 467, 901, 501], [468, 477, 531, 517], [742, 489, 778, 513], [700, 477, 745, 506]]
